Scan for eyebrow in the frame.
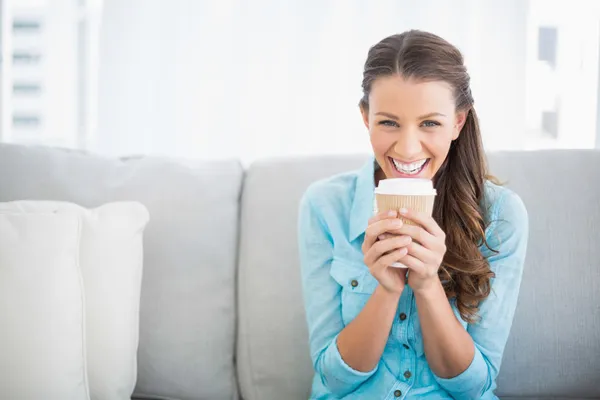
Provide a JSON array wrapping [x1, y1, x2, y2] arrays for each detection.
[[375, 111, 447, 120]]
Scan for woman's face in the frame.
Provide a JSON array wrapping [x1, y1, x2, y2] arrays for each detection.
[[361, 75, 466, 180]]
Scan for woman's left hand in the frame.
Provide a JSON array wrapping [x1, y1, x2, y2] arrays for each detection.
[[390, 208, 447, 293]]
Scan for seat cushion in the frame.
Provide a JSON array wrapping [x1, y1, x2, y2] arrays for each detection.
[[237, 150, 600, 399], [0, 144, 243, 400]]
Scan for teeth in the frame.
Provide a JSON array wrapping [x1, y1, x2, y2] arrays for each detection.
[[392, 158, 427, 174]]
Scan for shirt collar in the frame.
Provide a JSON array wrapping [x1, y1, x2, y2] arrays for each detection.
[[349, 156, 378, 242]]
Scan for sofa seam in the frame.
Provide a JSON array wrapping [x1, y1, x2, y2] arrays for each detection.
[[237, 164, 259, 400], [75, 214, 92, 400]]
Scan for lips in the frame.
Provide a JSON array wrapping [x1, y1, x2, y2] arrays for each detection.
[[389, 157, 430, 177]]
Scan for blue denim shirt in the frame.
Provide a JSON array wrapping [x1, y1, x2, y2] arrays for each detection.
[[298, 157, 528, 399]]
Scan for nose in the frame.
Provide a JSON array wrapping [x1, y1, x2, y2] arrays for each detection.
[[393, 129, 422, 160]]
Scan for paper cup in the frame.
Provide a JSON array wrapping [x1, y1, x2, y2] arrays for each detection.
[[375, 194, 436, 225], [374, 178, 436, 268], [374, 178, 436, 221]]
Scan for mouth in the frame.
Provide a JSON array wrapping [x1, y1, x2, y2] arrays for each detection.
[[388, 157, 430, 177]]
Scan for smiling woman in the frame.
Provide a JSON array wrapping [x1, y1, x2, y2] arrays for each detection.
[[360, 31, 492, 323], [298, 30, 528, 400]]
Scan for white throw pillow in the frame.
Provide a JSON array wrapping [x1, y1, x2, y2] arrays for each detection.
[[0, 201, 149, 400], [0, 211, 90, 400]]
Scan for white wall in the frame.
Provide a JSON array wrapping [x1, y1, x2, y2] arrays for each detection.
[[97, 0, 530, 162]]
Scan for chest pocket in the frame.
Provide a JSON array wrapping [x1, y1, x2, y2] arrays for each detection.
[[330, 258, 378, 326]]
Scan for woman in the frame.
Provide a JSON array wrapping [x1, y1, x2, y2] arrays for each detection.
[[298, 30, 528, 399]]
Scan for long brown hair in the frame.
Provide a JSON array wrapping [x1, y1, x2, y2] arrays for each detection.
[[360, 30, 495, 323]]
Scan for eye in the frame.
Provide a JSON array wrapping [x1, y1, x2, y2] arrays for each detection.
[[421, 120, 441, 128], [379, 120, 399, 128]]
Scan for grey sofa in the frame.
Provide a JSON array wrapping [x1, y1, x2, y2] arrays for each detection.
[[0, 143, 598, 400]]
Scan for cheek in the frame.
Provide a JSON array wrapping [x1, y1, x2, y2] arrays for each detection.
[[424, 131, 454, 171], [369, 129, 391, 154], [427, 129, 454, 156], [369, 130, 394, 174]]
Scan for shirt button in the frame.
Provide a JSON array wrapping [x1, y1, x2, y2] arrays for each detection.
[[404, 370, 412, 379], [403, 344, 410, 350], [350, 280, 358, 288], [394, 389, 402, 397], [399, 313, 407, 321]]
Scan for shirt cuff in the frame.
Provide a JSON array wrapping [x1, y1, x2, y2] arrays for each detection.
[[433, 346, 488, 397], [322, 334, 378, 385]]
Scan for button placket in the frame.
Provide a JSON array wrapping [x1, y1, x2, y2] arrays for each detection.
[[388, 381, 411, 400], [407, 355, 417, 385], [399, 311, 410, 351], [405, 290, 418, 387], [395, 286, 411, 332], [398, 287, 417, 386], [392, 287, 412, 391], [387, 381, 410, 400]]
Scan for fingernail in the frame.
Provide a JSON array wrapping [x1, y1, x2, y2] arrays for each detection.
[[399, 208, 408, 215], [378, 235, 385, 240], [388, 210, 396, 217], [392, 219, 403, 227]]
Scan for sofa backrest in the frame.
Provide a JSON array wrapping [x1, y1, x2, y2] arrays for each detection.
[[237, 155, 365, 400], [237, 150, 600, 399], [489, 151, 600, 397], [2, 144, 599, 399], [0, 144, 243, 400]]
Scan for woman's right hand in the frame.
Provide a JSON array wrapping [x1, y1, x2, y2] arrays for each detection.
[[362, 210, 412, 295]]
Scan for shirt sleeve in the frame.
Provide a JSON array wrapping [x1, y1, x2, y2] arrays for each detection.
[[434, 189, 529, 399], [297, 189, 377, 397]]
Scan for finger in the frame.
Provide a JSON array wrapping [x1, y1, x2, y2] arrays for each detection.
[[399, 208, 445, 237], [406, 241, 440, 265], [363, 218, 403, 252], [395, 223, 436, 248], [364, 235, 412, 266], [367, 210, 398, 226], [397, 253, 426, 275], [377, 233, 394, 241], [373, 235, 412, 258], [372, 247, 409, 275], [364, 234, 409, 266]]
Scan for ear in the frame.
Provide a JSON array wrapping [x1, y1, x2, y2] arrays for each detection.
[[360, 104, 370, 130], [452, 110, 468, 140]]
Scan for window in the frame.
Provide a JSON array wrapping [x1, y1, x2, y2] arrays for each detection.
[[1, 1, 598, 161], [524, 0, 600, 149], [0, 0, 101, 148]]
